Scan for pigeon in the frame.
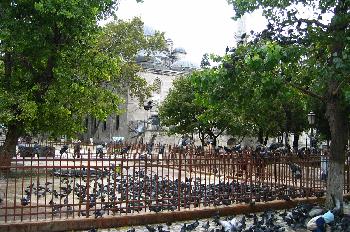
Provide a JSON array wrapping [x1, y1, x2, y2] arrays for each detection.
[[93, 209, 105, 218], [202, 220, 210, 231], [180, 223, 187, 232], [186, 219, 199, 231], [21, 197, 30, 206], [145, 224, 156, 232], [288, 162, 302, 182], [96, 144, 104, 158], [120, 145, 131, 155], [144, 100, 153, 110], [159, 145, 165, 155], [157, 225, 170, 232], [60, 145, 69, 155], [219, 217, 242, 232]]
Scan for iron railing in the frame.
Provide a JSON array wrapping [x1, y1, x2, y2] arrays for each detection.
[[0, 142, 349, 224]]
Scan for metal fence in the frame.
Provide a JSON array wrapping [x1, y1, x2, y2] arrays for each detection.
[[0, 142, 349, 225]]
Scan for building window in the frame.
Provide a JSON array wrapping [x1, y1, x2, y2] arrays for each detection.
[[103, 121, 107, 131], [116, 115, 120, 130]]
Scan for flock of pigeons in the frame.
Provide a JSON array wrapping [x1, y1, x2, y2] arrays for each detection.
[[5, 162, 332, 232], [83, 201, 350, 232], [20, 165, 326, 215], [3, 143, 342, 232]]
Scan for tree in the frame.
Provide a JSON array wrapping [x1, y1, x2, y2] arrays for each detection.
[[227, 0, 350, 209], [208, 46, 308, 147], [160, 52, 307, 148], [158, 76, 204, 143], [310, 99, 332, 143], [0, 1, 166, 167], [159, 69, 244, 146], [84, 17, 167, 139]]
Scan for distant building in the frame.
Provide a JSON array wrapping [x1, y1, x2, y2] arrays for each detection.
[[83, 26, 198, 144]]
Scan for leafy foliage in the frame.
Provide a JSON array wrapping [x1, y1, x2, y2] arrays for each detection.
[[158, 76, 201, 135], [0, 1, 166, 138], [227, 0, 350, 208], [159, 68, 241, 145]]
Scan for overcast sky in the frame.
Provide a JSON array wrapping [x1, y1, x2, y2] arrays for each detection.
[[116, 0, 267, 65]]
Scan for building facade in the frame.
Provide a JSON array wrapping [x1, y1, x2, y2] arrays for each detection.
[[83, 30, 198, 144]]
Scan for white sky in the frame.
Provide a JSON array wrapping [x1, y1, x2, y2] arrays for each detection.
[[116, 0, 267, 65]]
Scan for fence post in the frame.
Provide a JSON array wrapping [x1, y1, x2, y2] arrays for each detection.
[[306, 162, 310, 198], [178, 147, 182, 211], [85, 148, 91, 218]]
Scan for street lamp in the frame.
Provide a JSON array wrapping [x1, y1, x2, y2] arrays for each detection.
[[308, 111, 316, 148]]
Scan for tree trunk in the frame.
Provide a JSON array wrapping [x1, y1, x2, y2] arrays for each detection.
[[206, 129, 217, 147], [198, 130, 205, 147], [323, 0, 350, 210], [85, 116, 101, 142], [325, 83, 348, 212], [293, 133, 299, 151], [0, 123, 22, 172], [212, 137, 217, 147]]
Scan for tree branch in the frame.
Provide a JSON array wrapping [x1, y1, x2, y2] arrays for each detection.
[[332, 77, 350, 96], [297, 18, 329, 29], [214, 129, 225, 138], [285, 80, 325, 102]]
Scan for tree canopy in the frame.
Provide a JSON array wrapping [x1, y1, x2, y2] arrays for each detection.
[[227, 0, 350, 209], [159, 68, 244, 146], [159, 54, 308, 147], [0, 1, 166, 157]]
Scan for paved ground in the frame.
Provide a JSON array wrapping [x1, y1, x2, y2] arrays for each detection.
[[79, 203, 350, 232]]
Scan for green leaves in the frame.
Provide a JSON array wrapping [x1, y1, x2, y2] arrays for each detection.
[[226, 0, 350, 147], [0, 1, 166, 138]]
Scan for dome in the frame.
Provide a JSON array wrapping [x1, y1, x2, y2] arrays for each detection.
[[170, 59, 198, 71], [136, 51, 150, 63], [136, 50, 163, 65], [173, 47, 187, 55], [154, 51, 168, 59]]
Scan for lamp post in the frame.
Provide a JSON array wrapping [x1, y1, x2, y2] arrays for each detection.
[[308, 111, 316, 149]]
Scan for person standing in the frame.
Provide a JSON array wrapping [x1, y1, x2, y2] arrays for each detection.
[[320, 145, 329, 182]]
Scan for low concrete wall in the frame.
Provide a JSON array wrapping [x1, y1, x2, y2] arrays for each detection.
[[2, 195, 349, 232]]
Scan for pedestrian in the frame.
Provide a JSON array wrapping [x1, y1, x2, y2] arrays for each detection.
[[320, 145, 329, 182], [74, 140, 81, 158]]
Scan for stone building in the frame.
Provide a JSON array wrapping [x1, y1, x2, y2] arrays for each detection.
[[83, 27, 198, 144]]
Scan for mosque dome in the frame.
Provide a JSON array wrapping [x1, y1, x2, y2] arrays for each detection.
[[138, 26, 198, 71], [136, 50, 149, 63], [173, 47, 187, 55], [170, 59, 198, 71]]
